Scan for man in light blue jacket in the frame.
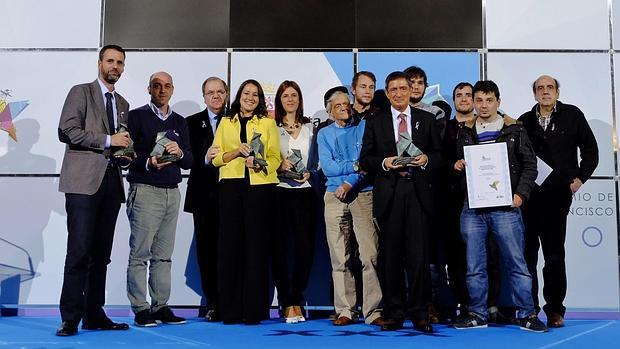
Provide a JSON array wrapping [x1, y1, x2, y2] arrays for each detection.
[[317, 89, 384, 328]]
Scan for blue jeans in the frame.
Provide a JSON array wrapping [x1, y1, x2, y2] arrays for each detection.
[[460, 203, 535, 320]]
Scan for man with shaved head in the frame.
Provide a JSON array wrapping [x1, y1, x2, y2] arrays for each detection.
[[520, 75, 598, 328], [126, 71, 194, 327]]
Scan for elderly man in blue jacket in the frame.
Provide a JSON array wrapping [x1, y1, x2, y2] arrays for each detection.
[[317, 88, 385, 328]]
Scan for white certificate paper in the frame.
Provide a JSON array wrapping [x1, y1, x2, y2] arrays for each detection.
[[535, 156, 553, 186], [464, 143, 513, 208]]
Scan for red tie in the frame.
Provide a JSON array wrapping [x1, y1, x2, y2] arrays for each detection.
[[397, 114, 409, 177], [398, 113, 407, 140]]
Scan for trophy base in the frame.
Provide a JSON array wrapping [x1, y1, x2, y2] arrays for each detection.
[[279, 171, 304, 180], [158, 155, 180, 163], [393, 157, 416, 166], [113, 150, 135, 158]]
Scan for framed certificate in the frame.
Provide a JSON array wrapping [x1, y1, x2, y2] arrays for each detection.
[[463, 142, 513, 208]]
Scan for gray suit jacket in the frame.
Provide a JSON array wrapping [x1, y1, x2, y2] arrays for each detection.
[[58, 80, 129, 201]]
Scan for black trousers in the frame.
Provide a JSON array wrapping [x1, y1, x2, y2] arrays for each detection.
[[218, 179, 275, 323], [59, 168, 122, 323], [430, 191, 468, 315], [192, 197, 219, 311], [378, 178, 431, 322], [523, 184, 572, 316], [271, 187, 316, 308]]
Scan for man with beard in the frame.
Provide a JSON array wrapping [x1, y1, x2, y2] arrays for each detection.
[[352, 71, 378, 121], [184, 77, 228, 321], [433, 82, 476, 322], [404, 66, 446, 137], [57, 45, 132, 336], [126, 72, 193, 327]]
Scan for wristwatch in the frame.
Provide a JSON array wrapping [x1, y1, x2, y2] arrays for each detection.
[[353, 161, 360, 173]]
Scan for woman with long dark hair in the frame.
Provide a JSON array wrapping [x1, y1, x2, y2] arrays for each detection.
[[211, 79, 281, 325], [272, 80, 318, 323]]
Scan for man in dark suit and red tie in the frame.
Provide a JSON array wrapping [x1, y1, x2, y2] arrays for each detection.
[[360, 71, 442, 333], [184, 76, 228, 322], [56, 45, 132, 336]]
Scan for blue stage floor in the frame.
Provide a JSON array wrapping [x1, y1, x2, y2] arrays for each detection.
[[0, 317, 618, 349]]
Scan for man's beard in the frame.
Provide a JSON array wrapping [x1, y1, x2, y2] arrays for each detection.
[[456, 107, 474, 114], [409, 95, 423, 105], [102, 70, 120, 84]]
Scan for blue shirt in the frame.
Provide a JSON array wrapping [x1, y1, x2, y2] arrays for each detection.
[[317, 119, 371, 193]]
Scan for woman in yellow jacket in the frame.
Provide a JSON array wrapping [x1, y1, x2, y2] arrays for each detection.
[[211, 79, 280, 325]]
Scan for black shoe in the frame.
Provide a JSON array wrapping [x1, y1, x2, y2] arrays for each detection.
[[454, 313, 488, 329], [82, 317, 129, 330], [56, 321, 78, 336], [151, 306, 187, 325], [134, 309, 157, 327], [380, 319, 404, 331], [489, 308, 516, 325], [519, 315, 549, 333], [205, 309, 219, 322], [412, 319, 434, 333]]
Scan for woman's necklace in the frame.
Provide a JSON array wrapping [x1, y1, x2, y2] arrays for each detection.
[[282, 119, 301, 135]]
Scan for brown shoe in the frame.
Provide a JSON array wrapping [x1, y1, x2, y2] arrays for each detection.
[[429, 304, 440, 324], [333, 316, 354, 326], [370, 317, 387, 326], [547, 312, 564, 328]]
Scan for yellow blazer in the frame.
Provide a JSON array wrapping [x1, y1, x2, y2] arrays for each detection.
[[212, 114, 281, 185]]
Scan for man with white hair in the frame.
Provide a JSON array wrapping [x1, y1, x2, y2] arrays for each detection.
[[317, 89, 385, 328]]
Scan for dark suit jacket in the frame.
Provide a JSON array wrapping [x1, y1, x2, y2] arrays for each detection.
[[58, 80, 129, 201], [359, 106, 442, 219], [184, 108, 220, 213]]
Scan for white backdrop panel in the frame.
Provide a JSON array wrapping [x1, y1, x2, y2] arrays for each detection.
[[614, 0, 620, 48], [486, 0, 609, 49], [0, 51, 228, 174], [487, 52, 614, 177], [1, 177, 201, 305], [230, 52, 353, 121], [115, 51, 228, 120], [561, 179, 619, 311], [0, 51, 98, 173], [0, 0, 101, 48], [613, 52, 620, 167]]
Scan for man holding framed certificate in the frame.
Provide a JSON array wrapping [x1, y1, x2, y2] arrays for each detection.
[[452, 81, 547, 333]]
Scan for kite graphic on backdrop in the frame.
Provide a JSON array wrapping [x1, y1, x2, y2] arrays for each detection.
[[0, 89, 30, 141]]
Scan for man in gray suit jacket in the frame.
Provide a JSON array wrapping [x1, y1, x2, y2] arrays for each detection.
[[56, 45, 132, 336]]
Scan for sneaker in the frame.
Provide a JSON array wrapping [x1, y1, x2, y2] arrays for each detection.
[[134, 309, 157, 327], [453, 313, 488, 329], [519, 315, 549, 333], [151, 306, 187, 325]]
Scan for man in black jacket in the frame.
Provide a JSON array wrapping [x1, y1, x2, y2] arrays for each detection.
[[452, 80, 547, 332], [520, 75, 598, 328], [126, 72, 193, 327], [184, 77, 228, 321], [360, 71, 442, 333]]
